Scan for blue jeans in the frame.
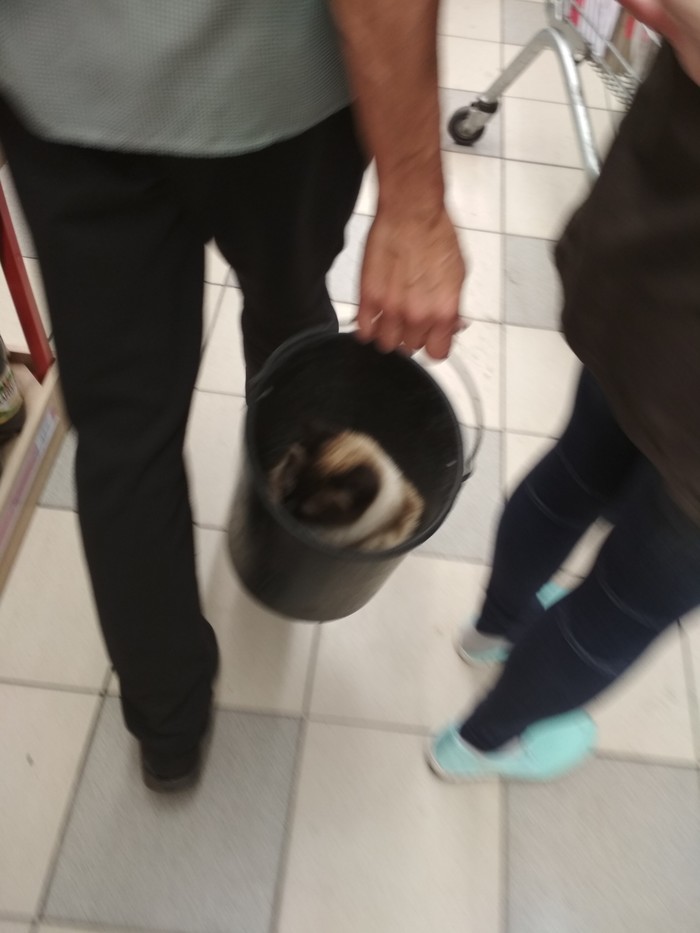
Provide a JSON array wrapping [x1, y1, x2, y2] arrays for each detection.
[[460, 369, 700, 751]]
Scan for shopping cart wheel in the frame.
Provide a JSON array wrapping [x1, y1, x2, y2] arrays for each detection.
[[448, 107, 486, 146]]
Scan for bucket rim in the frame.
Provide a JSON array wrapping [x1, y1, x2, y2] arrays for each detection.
[[243, 331, 466, 561]]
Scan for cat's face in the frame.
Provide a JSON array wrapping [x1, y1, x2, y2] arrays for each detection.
[[270, 422, 380, 527]]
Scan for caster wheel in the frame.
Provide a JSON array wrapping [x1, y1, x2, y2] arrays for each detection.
[[448, 106, 486, 146]]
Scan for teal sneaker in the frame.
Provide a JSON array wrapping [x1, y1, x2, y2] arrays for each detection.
[[456, 581, 570, 666], [427, 710, 597, 783]]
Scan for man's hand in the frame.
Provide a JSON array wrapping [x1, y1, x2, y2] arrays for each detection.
[[331, 0, 466, 359], [358, 205, 465, 359], [621, 0, 700, 84]]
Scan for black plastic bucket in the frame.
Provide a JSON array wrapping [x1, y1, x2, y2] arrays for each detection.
[[228, 330, 482, 621]]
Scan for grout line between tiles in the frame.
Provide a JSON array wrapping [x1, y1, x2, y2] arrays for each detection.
[[39, 918, 198, 933], [27, 501, 76, 516], [499, 9, 510, 931], [211, 703, 303, 723], [438, 33, 503, 46], [498, 76, 508, 503], [501, 782, 510, 933], [200, 281, 227, 353], [0, 677, 104, 696], [34, 691, 109, 926], [268, 717, 310, 933], [441, 82, 613, 111], [414, 550, 490, 567], [193, 386, 245, 401], [593, 749, 700, 771], [306, 714, 431, 737], [678, 623, 700, 765], [301, 624, 322, 717]]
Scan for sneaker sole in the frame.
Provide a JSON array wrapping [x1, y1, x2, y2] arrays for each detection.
[[142, 763, 201, 793], [454, 632, 510, 667]]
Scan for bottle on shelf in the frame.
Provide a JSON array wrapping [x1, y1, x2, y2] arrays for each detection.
[[0, 335, 26, 443]]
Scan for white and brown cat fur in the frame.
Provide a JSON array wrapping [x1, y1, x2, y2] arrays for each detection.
[[268, 422, 424, 551]]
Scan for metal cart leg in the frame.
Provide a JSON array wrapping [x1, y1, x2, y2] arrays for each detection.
[[448, 25, 601, 182]]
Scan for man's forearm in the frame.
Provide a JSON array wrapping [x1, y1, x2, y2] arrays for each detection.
[[330, 0, 444, 217]]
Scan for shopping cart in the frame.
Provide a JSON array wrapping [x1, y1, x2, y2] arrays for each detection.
[[448, 0, 660, 181]]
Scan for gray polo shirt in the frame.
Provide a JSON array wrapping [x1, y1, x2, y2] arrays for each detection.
[[0, 0, 351, 156]]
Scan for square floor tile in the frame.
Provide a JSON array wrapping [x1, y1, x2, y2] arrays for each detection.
[[562, 521, 609, 579], [354, 161, 377, 216], [334, 300, 357, 328], [505, 325, 580, 436], [310, 556, 495, 728], [24, 257, 51, 336], [503, 97, 613, 169], [0, 508, 108, 689], [197, 287, 245, 396], [682, 609, 700, 712], [458, 228, 503, 323], [0, 268, 28, 354], [328, 213, 372, 306], [441, 87, 502, 159], [186, 390, 246, 529], [503, 46, 610, 109], [503, 431, 553, 495], [444, 151, 502, 232], [454, 323, 499, 423], [196, 527, 316, 714], [505, 160, 587, 240], [439, 35, 502, 92], [419, 428, 501, 562], [592, 626, 696, 764], [278, 723, 502, 933], [508, 758, 700, 933], [428, 322, 501, 430], [204, 241, 230, 285], [45, 701, 300, 933], [203, 281, 226, 344], [40, 432, 77, 512], [503, 0, 546, 45], [504, 235, 562, 330], [439, 0, 501, 42], [0, 685, 97, 917], [502, 44, 568, 104]]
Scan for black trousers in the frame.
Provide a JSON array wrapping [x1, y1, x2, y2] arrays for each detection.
[[0, 100, 366, 755]]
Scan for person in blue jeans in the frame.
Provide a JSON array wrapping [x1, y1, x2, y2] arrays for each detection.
[[430, 14, 700, 781], [429, 370, 700, 780]]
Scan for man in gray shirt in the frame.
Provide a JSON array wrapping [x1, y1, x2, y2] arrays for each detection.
[[0, 0, 464, 790]]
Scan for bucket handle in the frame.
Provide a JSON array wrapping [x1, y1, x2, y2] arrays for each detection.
[[416, 350, 485, 483], [248, 326, 484, 482]]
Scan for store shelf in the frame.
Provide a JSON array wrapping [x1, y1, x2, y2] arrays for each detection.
[[0, 358, 66, 590]]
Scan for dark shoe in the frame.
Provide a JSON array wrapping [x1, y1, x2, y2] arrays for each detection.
[[140, 742, 202, 793], [139, 622, 219, 792]]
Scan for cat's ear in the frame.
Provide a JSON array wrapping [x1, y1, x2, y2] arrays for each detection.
[[269, 443, 307, 501]]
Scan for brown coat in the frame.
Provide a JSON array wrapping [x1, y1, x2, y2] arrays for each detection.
[[557, 44, 700, 523]]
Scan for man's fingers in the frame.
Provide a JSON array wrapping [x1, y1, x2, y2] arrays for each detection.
[[356, 296, 382, 343], [374, 308, 404, 352], [424, 321, 457, 360]]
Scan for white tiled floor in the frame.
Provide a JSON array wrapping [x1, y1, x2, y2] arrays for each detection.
[[2, 2, 700, 932]]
